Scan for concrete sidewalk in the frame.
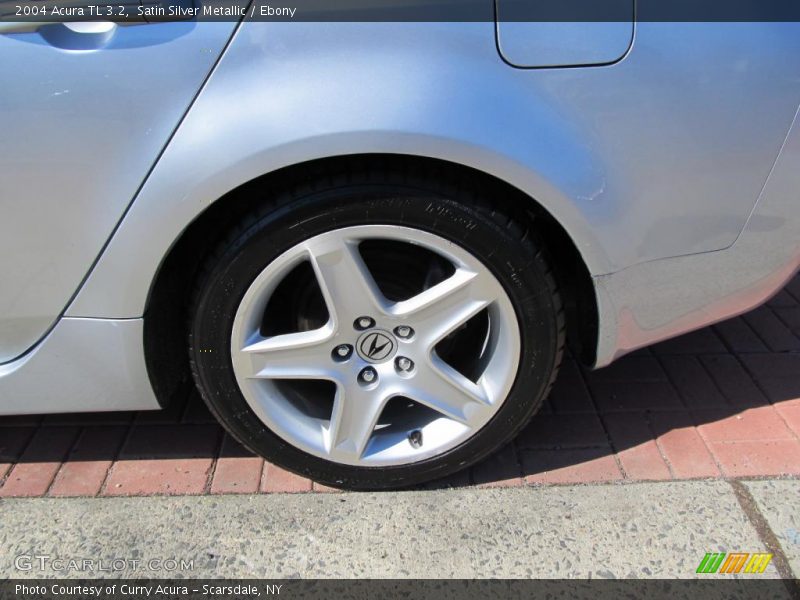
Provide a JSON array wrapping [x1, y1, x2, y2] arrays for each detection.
[[1, 480, 798, 581]]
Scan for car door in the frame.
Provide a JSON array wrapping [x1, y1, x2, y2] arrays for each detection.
[[0, 5, 240, 363]]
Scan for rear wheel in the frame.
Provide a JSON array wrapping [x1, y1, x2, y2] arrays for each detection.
[[190, 172, 564, 489]]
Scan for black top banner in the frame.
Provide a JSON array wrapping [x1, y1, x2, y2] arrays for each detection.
[[5, 0, 800, 23]]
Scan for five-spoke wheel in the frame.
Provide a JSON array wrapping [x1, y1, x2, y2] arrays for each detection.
[[230, 225, 521, 466], [190, 172, 563, 489]]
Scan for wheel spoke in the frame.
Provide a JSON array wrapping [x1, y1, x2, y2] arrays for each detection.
[[306, 236, 388, 325], [238, 328, 337, 380], [393, 268, 500, 346], [402, 355, 492, 427], [326, 385, 387, 461]]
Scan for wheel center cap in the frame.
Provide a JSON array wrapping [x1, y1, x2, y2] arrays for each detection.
[[356, 329, 398, 364]]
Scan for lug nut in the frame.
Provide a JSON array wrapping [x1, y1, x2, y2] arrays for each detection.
[[333, 344, 352, 360], [395, 356, 414, 373], [355, 316, 375, 330], [394, 326, 414, 339], [359, 367, 378, 384]]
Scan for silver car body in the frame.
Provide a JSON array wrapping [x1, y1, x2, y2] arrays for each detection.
[[1, 18, 799, 414]]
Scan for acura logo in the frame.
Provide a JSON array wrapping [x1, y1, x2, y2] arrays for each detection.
[[357, 330, 397, 363]]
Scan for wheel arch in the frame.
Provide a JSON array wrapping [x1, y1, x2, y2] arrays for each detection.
[[143, 154, 598, 408]]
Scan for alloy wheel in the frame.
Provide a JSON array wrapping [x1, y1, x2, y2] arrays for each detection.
[[230, 225, 521, 467]]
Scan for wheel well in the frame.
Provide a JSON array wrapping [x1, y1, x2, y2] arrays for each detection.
[[144, 154, 598, 408]]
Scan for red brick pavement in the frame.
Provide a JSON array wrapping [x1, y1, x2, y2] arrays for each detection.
[[2, 276, 800, 497]]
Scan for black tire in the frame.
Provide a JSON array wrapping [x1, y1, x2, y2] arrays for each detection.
[[189, 167, 564, 490]]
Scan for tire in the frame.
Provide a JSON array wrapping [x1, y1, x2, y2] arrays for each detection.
[[189, 167, 564, 490]]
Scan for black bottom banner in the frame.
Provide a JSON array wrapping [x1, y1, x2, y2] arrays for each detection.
[[1, 579, 798, 600]]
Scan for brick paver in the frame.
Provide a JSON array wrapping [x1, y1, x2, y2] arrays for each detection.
[[603, 413, 672, 481], [102, 425, 221, 496], [516, 413, 607, 449], [521, 448, 624, 485], [776, 404, 800, 437], [49, 426, 126, 497], [210, 434, 264, 495], [694, 407, 795, 442], [649, 411, 721, 479], [261, 463, 313, 493], [707, 440, 800, 478], [472, 443, 523, 488], [0, 427, 79, 497], [0, 427, 35, 482], [2, 275, 800, 496]]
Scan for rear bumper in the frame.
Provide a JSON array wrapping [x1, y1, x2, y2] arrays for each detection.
[[593, 107, 800, 367]]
